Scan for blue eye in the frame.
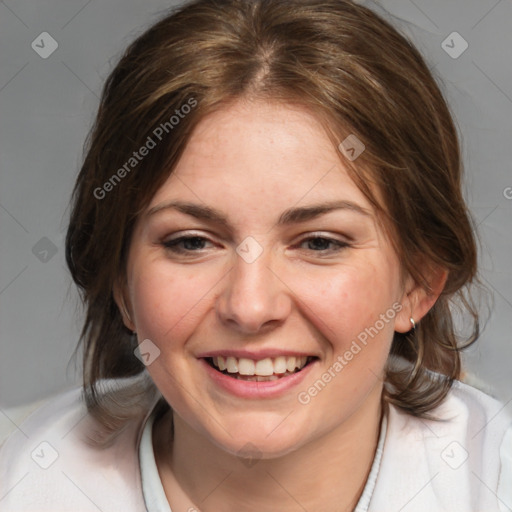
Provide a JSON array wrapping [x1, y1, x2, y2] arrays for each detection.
[[162, 236, 212, 253], [161, 234, 349, 257], [299, 236, 349, 253]]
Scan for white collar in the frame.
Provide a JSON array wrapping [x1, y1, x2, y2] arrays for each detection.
[[139, 406, 388, 512]]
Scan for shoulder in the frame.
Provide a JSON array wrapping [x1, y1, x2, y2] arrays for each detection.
[[369, 380, 512, 512], [396, 379, 511, 440], [0, 377, 153, 512]]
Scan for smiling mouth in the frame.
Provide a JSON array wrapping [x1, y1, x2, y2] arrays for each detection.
[[205, 355, 316, 381]]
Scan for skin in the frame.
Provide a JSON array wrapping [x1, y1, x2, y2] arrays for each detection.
[[116, 99, 444, 512]]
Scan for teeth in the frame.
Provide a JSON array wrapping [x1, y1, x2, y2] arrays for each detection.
[[238, 358, 255, 375], [211, 355, 310, 376], [255, 358, 274, 376], [273, 356, 287, 374], [226, 357, 238, 373]]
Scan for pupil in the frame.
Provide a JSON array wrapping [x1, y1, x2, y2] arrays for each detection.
[[310, 238, 329, 250], [185, 237, 205, 250]]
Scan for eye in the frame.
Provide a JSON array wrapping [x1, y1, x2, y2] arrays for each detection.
[[162, 235, 214, 254], [298, 235, 350, 254]]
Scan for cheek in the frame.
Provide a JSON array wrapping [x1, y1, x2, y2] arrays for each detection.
[[292, 259, 400, 355], [128, 258, 216, 346]]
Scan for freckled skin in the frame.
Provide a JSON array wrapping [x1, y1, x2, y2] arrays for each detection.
[[118, 99, 433, 512]]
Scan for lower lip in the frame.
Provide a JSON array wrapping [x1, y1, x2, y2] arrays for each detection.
[[201, 358, 317, 399]]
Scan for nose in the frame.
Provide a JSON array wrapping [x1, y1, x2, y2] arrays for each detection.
[[215, 247, 292, 335]]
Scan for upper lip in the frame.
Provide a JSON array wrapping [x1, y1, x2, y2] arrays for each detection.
[[197, 349, 318, 359]]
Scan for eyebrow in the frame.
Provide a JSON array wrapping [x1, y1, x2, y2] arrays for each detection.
[[146, 199, 371, 227]]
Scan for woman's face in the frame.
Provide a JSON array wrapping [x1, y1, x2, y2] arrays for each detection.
[[123, 99, 412, 458]]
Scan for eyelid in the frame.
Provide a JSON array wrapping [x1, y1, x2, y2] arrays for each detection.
[[160, 230, 215, 244], [296, 231, 351, 243]]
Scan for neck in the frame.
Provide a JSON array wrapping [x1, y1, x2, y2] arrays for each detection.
[[153, 386, 384, 512]]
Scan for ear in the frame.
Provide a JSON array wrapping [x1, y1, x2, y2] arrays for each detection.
[[113, 277, 136, 332], [394, 265, 448, 333]]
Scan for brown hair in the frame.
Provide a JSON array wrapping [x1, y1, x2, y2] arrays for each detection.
[[66, 0, 481, 435]]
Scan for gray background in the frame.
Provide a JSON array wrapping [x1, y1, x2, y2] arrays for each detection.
[[0, 0, 511, 412]]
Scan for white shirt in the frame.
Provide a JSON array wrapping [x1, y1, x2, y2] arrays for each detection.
[[1, 376, 511, 511], [139, 405, 387, 512]]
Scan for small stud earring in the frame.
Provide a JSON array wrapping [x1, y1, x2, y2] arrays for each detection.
[[410, 317, 416, 330]]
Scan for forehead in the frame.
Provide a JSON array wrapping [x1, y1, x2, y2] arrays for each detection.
[[147, 99, 374, 216]]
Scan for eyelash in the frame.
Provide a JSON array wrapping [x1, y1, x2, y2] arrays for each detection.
[[161, 234, 350, 255], [162, 236, 213, 254]]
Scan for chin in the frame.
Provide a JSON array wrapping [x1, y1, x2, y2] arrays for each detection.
[[205, 418, 311, 461], [224, 437, 303, 462]]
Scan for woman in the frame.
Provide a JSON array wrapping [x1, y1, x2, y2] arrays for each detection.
[[1, 0, 510, 510]]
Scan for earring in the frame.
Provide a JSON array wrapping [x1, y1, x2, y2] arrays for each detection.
[[409, 317, 416, 330]]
